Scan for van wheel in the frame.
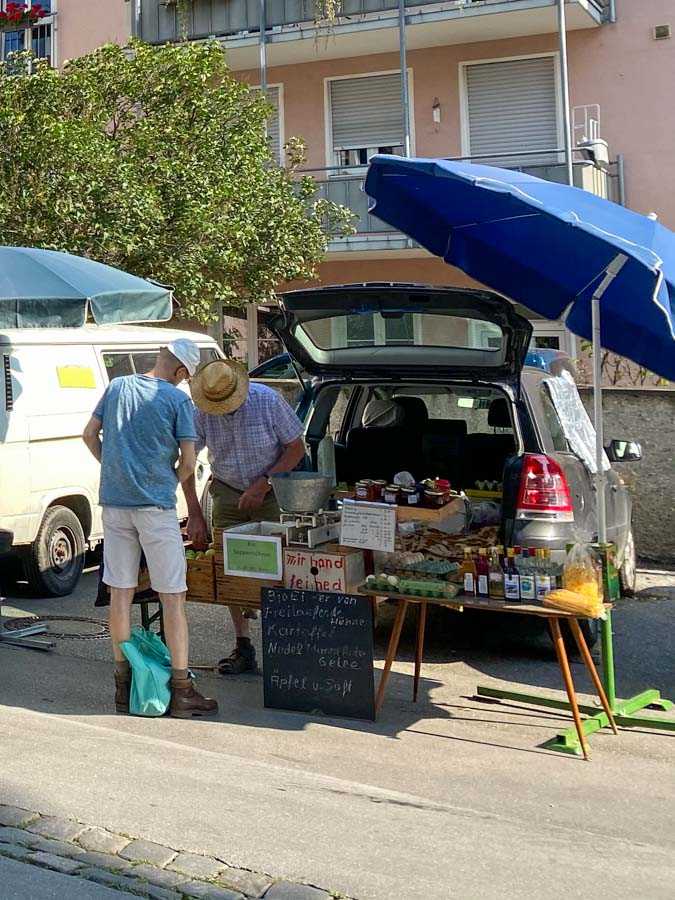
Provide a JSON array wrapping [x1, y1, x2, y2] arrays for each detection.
[[24, 506, 85, 597]]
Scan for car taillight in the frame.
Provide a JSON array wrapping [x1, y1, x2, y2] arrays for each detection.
[[516, 454, 574, 522]]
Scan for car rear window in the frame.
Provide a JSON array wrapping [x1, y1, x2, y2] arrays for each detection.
[[298, 312, 504, 352]]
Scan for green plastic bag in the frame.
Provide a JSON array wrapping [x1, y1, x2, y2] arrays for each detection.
[[120, 627, 172, 717]]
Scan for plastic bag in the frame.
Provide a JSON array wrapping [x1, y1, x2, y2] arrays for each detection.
[[120, 626, 172, 717], [563, 542, 603, 609], [470, 500, 501, 527]]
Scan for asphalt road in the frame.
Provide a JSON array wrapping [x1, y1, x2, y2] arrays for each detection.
[[1, 565, 674, 899]]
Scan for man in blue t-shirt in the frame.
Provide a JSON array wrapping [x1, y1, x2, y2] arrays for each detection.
[[83, 339, 217, 719]]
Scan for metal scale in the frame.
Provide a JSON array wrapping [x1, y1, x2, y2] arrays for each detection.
[[271, 472, 341, 549], [278, 509, 341, 549]]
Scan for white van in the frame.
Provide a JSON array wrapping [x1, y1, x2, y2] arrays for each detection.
[[0, 325, 221, 596]]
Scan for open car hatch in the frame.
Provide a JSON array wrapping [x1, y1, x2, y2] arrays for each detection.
[[270, 283, 532, 387]]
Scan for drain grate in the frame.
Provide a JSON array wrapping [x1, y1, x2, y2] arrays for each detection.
[[2, 615, 110, 641]]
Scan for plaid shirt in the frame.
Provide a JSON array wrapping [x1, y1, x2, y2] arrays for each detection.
[[194, 383, 304, 491]]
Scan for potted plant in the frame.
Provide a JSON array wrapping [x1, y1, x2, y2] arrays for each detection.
[[0, 2, 45, 31]]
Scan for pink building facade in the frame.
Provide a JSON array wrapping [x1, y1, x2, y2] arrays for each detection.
[[6, 0, 674, 355]]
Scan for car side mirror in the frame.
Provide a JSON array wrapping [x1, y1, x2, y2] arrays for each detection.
[[606, 439, 642, 463]]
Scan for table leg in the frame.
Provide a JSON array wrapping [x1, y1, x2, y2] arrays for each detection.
[[413, 601, 427, 703], [549, 617, 590, 761], [568, 618, 618, 735], [375, 599, 408, 715]]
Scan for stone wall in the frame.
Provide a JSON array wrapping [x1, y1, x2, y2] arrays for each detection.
[[580, 389, 675, 563]]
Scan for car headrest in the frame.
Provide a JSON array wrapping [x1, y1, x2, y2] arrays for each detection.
[[488, 398, 511, 429], [395, 396, 429, 430], [362, 399, 403, 428]]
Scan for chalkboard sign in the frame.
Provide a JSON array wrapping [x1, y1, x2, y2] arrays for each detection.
[[261, 588, 375, 721]]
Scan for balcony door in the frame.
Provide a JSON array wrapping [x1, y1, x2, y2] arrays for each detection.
[[461, 54, 561, 168]]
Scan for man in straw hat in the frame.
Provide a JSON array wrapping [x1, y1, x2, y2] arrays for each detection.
[[186, 358, 305, 674], [83, 339, 218, 718]]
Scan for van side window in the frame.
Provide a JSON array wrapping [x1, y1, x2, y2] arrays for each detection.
[[540, 384, 569, 452], [102, 352, 133, 380], [200, 348, 221, 366], [131, 352, 158, 374]]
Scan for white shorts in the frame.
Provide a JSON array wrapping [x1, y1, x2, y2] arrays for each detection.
[[102, 507, 187, 595]]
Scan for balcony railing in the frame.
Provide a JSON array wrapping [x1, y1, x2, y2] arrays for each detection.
[[305, 151, 621, 251], [139, 0, 607, 45]]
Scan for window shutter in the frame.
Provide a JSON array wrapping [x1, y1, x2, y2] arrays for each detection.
[[265, 86, 282, 164], [464, 57, 559, 163], [330, 73, 404, 150]]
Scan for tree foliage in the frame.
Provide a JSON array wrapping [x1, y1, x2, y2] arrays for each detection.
[[0, 41, 354, 322]]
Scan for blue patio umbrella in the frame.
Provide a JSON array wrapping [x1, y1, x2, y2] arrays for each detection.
[[365, 156, 675, 741], [364, 157, 675, 382], [0, 246, 173, 328]]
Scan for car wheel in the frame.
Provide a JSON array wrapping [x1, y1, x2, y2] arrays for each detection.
[[619, 528, 637, 597], [24, 505, 86, 597]]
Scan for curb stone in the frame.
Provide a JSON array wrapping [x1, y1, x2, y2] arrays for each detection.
[[0, 804, 350, 899]]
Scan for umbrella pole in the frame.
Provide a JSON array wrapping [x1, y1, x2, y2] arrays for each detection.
[[591, 254, 627, 710]]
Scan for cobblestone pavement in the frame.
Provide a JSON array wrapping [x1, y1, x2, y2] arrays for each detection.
[[0, 805, 342, 900]]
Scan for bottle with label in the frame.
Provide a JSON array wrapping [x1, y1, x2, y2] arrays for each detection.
[[476, 548, 490, 598], [488, 548, 506, 600], [460, 548, 477, 596], [534, 549, 552, 602], [504, 548, 520, 601], [518, 548, 536, 602]]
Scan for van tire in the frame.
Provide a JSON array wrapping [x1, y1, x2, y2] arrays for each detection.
[[24, 506, 86, 597]]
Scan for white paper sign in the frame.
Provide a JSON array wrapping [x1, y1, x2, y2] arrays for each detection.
[[339, 500, 396, 553]]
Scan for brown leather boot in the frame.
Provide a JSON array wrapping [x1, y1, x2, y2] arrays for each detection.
[[170, 677, 218, 719], [114, 672, 131, 715]]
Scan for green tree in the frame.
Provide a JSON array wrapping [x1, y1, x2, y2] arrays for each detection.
[[0, 40, 353, 322]]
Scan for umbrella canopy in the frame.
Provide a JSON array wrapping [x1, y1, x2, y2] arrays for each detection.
[[364, 157, 675, 381], [0, 247, 172, 328]]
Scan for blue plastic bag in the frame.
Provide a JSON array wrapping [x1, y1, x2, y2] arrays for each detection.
[[120, 627, 172, 717]]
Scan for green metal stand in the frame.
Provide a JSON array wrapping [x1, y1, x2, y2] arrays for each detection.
[[475, 611, 675, 757]]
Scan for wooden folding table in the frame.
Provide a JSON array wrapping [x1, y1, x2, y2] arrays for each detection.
[[358, 587, 616, 760]]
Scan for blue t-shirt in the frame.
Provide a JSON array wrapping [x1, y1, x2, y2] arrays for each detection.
[[93, 375, 197, 509]]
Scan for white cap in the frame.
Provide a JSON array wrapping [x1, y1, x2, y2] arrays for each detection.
[[164, 338, 201, 377]]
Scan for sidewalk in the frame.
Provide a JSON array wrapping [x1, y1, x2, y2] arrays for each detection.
[[0, 804, 337, 900]]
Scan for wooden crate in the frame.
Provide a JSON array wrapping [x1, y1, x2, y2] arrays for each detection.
[[215, 572, 282, 609], [186, 555, 217, 603], [334, 493, 465, 523], [283, 544, 365, 593]]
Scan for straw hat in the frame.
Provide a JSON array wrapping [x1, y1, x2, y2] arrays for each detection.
[[190, 359, 249, 415]]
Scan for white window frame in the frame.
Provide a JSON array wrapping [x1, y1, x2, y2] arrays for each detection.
[[253, 81, 285, 166], [332, 312, 423, 347], [530, 322, 575, 356], [458, 51, 563, 162], [0, 0, 56, 67], [323, 67, 416, 173]]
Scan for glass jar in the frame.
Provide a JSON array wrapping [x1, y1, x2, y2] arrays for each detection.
[[383, 484, 400, 504], [371, 479, 387, 501], [400, 487, 420, 506], [435, 478, 451, 501], [424, 489, 446, 508], [355, 480, 373, 501]]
